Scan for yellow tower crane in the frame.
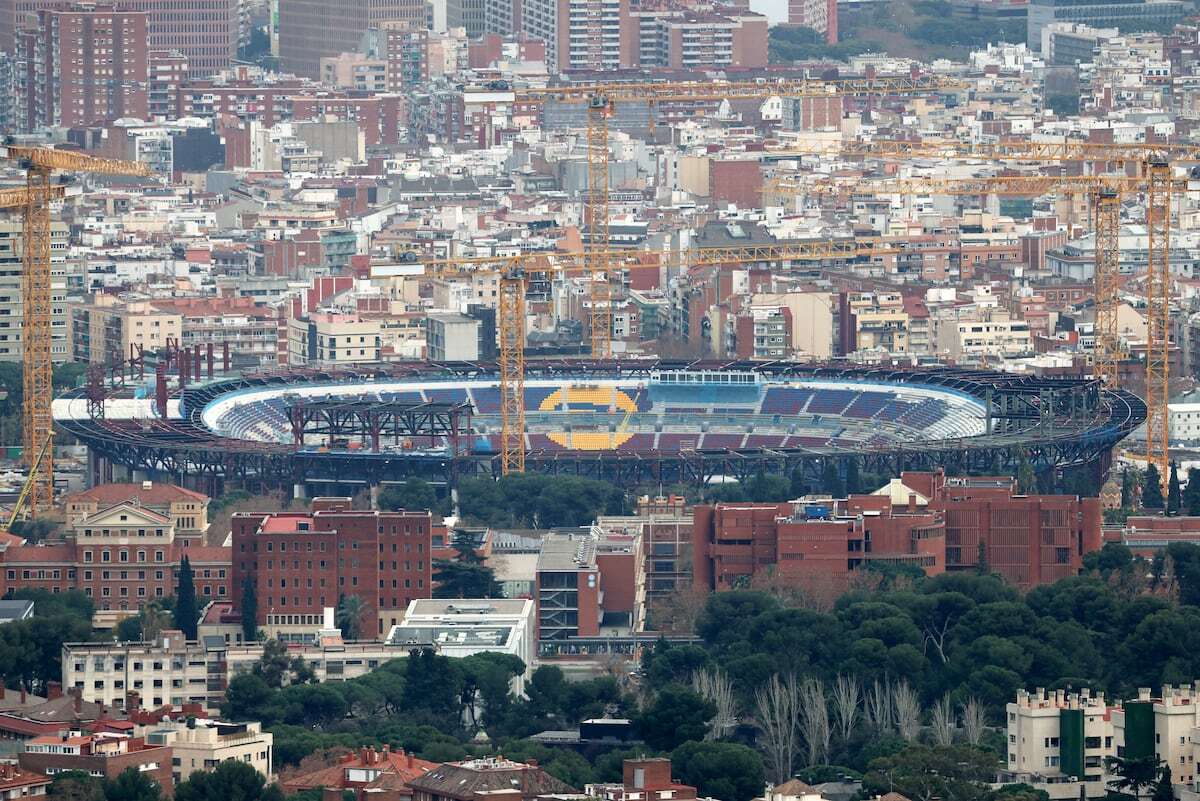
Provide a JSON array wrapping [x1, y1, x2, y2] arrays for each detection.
[[0, 144, 150, 512], [413, 238, 902, 473], [764, 139, 1200, 491], [513, 75, 964, 360]]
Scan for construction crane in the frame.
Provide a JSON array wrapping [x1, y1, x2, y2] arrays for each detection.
[[765, 141, 1194, 490], [763, 137, 1200, 164], [414, 238, 903, 473], [0, 144, 150, 513], [4, 433, 52, 533], [513, 75, 964, 360]]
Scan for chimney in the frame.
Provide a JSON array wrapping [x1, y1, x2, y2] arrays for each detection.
[[907, 493, 917, 513], [19, 689, 25, 704], [360, 747, 369, 765], [47, 681, 62, 700], [73, 691, 82, 714]]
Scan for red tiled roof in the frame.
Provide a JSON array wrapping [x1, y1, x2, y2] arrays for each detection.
[[1, 545, 76, 563], [67, 483, 208, 506], [178, 546, 232, 563], [283, 749, 437, 792]]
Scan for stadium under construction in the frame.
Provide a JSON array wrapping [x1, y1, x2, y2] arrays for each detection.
[[53, 361, 1147, 496]]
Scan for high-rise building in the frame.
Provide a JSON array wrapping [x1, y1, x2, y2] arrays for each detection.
[[522, 0, 632, 71], [277, 0, 425, 78], [14, 5, 149, 132], [0, 220, 69, 363], [2, 0, 234, 78], [147, 49, 187, 121], [787, 0, 837, 42]]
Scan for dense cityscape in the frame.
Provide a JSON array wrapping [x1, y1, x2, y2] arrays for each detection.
[[5, 0, 1200, 799]]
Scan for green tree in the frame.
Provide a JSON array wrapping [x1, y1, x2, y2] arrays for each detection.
[[253, 639, 314, 689], [116, 601, 171, 643], [402, 647, 462, 720], [378, 479, 448, 515], [241, 577, 258, 642], [1106, 755, 1164, 799], [174, 556, 198, 639], [433, 560, 502, 598], [336, 595, 364, 641], [1185, 468, 1200, 516], [1017, 456, 1038, 495], [822, 461, 844, 497], [1122, 469, 1137, 508], [988, 784, 1051, 801], [1144, 466, 1165, 510], [175, 761, 283, 801], [1168, 463, 1182, 515], [104, 768, 162, 801], [48, 771, 105, 801], [1152, 765, 1175, 801], [846, 458, 862, 494], [672, 741, 765, 801], [862, 745, 998, 801], [636, 684, 716, 751], [223, 673, 274, 721]]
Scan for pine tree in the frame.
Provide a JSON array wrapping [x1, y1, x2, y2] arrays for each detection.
[[240, 577, 258, 642], [174, 556, 198, 640], [821, 461, 844, 498], [1168, 463, 1182, 515], [845, 458, 861, 495], [1144, 465, 1165, 510], [1122, 469, 1136, 508], [1187, 468, 1200, 516], [1017, 455, 1037, 495]]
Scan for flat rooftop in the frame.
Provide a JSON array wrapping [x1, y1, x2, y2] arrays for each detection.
[[405, 599, 532, 617], [536, 534, 596, 572]]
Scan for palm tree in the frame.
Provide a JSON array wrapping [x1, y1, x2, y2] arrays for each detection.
[[335, 594, 365, 641]]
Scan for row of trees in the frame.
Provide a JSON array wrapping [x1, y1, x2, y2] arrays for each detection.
[[48, 762, 281, 801]]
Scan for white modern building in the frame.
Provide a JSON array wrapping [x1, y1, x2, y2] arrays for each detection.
[[386, 599, 537, 689]]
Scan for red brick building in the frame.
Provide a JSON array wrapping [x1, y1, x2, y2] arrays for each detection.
[[0, 487, 229, 614], [231, 498, 432, 638], [20, 732, 172, 796], [14, 5, 149, 132], [693, 471, 1102, 591], [692, 498, 944, 593]]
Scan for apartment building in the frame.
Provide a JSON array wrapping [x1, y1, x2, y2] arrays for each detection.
[[13, 5, 148, 132], [0, 221, 69, 364], [1003, 688, 1113, 799], [319, 53, 389, 93], [230, 499, 434, 638], [426, 314, 481, 361], [0, 764, 50, 801], [1004, 686, 1200, 800], [141, 719, 273, 783], [1, 0, 235, 77], [71, 296, 182, 365], [730, 306, 792, 360], [277, 0, 425, 77], [287, 313, 382, 366], [934, 309, 1032, 361], [149, 298, 283, 368], [64, 630, 432, 711], [20, 732, 173, 795], [848, 292, 910, 355]]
